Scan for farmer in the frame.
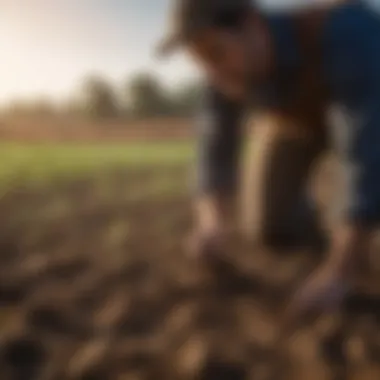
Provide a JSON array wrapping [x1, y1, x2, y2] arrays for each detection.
[[156, 0, 380, 318]]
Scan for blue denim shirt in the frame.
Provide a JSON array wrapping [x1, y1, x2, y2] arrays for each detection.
[[196, 0, 380, 225]]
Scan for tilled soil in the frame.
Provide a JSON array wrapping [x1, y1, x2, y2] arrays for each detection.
[[0, 166, 380, 380]]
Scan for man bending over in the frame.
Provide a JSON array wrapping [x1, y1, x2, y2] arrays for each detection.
[[156, 0, 380, 318]]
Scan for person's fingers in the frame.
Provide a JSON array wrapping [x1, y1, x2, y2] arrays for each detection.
[[185, 228, 224, 260], [283, 273, 351, 335], [281, 271, 327, 331]]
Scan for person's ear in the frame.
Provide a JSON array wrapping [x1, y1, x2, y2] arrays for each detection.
[[241, 10, 270, 53], [242, 9, 262, 33]]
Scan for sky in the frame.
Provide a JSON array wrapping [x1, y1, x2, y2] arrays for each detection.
[[0, 0, 379, 105]]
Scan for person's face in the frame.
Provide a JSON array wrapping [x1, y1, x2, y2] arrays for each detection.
[[187, 22, 271, 99]]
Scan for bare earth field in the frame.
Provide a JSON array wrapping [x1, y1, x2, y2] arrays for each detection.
[[0, 122, 379, 379], [0, 164, 379, 380]]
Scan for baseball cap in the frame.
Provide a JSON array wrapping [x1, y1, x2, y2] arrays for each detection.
[[155, 0, 252, 58]]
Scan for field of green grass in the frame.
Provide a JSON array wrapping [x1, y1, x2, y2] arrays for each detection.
[[0, 141, 194, 187]]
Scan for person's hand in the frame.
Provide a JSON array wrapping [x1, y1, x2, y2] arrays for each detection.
[[188, 223, 226, 262], [188, 196, 234, 270], [284, 263, 351, 329]]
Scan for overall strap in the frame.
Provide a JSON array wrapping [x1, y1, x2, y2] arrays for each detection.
[[285, 7, 332, 130]]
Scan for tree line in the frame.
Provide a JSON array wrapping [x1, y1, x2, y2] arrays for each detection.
[[2, 71, 202, 120]]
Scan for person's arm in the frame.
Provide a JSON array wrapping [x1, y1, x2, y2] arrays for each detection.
[[285, 97, 380, 324], [329, 99, 380, 275], [193, 86, 244, 234]]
